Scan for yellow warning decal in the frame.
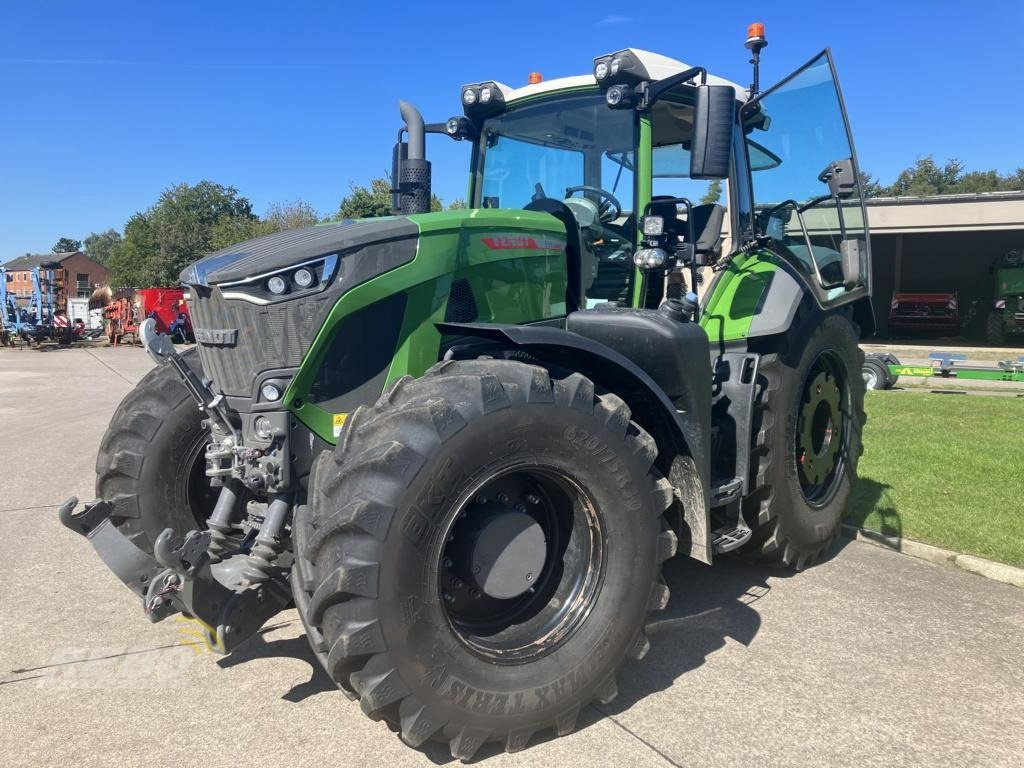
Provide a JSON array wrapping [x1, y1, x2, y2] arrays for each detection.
[[332, 412, 349, 437]]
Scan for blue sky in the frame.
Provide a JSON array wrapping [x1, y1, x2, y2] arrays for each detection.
[[1, 1, 1022, 257]]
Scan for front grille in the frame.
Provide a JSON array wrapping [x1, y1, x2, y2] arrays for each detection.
[[188, 285, 331, 397]]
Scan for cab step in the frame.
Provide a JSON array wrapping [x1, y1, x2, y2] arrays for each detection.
[[710, 476, 743, 506], [712, 525, 752, 554]]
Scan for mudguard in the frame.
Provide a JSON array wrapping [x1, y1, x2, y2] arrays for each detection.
[[437, 321, 712, 561]]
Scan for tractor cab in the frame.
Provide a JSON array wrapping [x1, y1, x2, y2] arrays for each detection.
[[395, 38, 873, 334]]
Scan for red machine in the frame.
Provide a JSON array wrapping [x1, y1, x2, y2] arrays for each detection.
[[99, 287, 193, 346], [888, 291, 960, 335], [136, 288, 191, 339]]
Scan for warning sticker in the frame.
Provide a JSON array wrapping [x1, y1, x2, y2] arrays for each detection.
[[332, 412, 349, 438]]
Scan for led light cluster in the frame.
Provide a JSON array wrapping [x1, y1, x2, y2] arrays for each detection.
[[633, 248, 669, 269], [460, 81, 511, 119], [219, 254, 339, 305]]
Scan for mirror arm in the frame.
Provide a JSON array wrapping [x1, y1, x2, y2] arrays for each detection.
[[645, 67, 707, 107]]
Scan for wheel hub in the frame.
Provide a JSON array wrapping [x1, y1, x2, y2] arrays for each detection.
[[461, 505, 547, 600], [798, 370, 842, 486]]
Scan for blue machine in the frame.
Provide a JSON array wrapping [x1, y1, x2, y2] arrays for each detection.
[[1, 265, 58, 344]]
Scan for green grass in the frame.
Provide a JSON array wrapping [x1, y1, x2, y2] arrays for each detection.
[[848, 391, 1024, 567]]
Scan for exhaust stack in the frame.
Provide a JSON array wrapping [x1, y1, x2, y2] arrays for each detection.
[[393, 100, 432, 215]]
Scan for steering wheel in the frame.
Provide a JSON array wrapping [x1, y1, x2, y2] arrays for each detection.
[[564, 185, 622, 223]]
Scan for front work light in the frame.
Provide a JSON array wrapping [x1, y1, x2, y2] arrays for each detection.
[[461, 80, 512, 119], [605, 84, 636, 109], [293, 267, 315, 288], [634, 248, 669, 269], [267, 275, 288, 295], [642, 216, 665, 237]]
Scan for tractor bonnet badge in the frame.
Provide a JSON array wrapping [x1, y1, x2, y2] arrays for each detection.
[[195, 328, 238, 346]]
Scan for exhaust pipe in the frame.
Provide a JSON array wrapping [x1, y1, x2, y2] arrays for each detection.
[[393, 100, 432, 215]]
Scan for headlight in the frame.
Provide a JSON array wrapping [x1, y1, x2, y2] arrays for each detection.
[[594, 61, 609, 81], [261, 382, 282, 401], [218, 254, 339, 305], [267, 275, 288, 295]]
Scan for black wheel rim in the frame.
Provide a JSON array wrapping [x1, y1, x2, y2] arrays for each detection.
[[438, 464, 604, 664], [795, 350, 852, 507], [183, 428, 219, 529]]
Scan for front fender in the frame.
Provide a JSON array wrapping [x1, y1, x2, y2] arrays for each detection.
[[437, 321, 711, 561]]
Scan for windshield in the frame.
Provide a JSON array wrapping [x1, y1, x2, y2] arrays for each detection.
[[477, 93, 635, 211], [476, 93, 637, 306]]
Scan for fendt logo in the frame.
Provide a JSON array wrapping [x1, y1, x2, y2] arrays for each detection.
[[195, 328, 238, 346]]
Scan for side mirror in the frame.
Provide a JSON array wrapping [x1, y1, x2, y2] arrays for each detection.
[[840, 239, 864, 290], [690, 85, 735, 180]]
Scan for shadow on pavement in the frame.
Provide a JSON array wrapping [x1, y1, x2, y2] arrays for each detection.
[[846, 476, 903, 542], [219, 540, 857, 763], [217, 622, 337, 702]]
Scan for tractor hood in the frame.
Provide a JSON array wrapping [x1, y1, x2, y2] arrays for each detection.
[[180, 217, 420, 288]]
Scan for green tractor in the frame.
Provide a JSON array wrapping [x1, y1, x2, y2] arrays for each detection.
[[986, 248, 1024, 345], [62, 28, 874, 759]]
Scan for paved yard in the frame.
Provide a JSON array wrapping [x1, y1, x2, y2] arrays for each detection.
[[1, 345, 1022, 768]]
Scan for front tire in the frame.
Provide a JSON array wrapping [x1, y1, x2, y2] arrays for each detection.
[[738, 314, 866, 569], [293, 360, 676, 759], [95, 348, 221, 552]]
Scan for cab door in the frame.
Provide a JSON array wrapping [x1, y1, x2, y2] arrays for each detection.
[[742, 50, 870, 307]]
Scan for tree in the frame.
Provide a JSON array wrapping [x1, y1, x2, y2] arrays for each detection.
[[337, 178, 394, 219], [210, 200, 321, 251], [83, 229, 122, 265], [337, 178, 444, 218], [106, 181, 256, 287], [699, 180, 722, 205], [52, 237, 81, 253], [859, 157, 1024, 198], [107, 213, 158, 287], [447, 198, 467, 210]]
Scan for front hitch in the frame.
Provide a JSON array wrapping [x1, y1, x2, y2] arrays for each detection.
[[60, 494, 291, 652]]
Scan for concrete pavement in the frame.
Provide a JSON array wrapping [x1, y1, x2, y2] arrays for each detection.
[[2, 345, 1022, 767]]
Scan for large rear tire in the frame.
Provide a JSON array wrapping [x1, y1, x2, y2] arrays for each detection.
[[95, 348, 221, 553], [986, 310, 1005, 346], [738, 314, 866, 569], [293, 359, 676, 759]]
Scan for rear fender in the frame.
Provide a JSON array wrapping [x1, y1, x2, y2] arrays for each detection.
[[437, 321, 712, 563]]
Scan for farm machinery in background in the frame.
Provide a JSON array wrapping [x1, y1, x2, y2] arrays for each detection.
[[1, 264, 60, 346], [90, 286, 194, 346], [986, 248, 1024, 345]]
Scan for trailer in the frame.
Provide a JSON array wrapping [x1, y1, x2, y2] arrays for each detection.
[[889, 352, 1024, 384]]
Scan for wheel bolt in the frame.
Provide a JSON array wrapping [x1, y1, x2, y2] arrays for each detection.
[[498, 493, 510, 505], [475, 494, 487, 505], [443, 592, 455, 603], [526, 572, 533, 581], [515, 503, 526, 513], [452, 578, 464, 589], [472, 565, 481, 574], [443, 557, 453, 569], [525, 494, 540, 505], [470, 589, 482, 599]]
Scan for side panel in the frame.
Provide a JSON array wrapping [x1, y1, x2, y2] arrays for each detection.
[[284, 210, 569, 443], [700, 247, 806, 346]]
